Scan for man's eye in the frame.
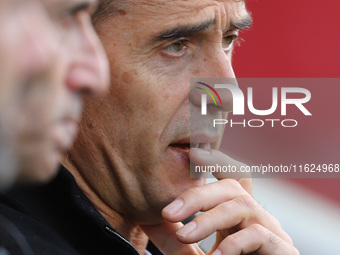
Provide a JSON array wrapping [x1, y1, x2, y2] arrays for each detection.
[[164, 40, 187, 53], [222, 35, 238, 51]]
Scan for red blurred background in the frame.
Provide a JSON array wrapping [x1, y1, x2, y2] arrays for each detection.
[[234, 0, 340, 78], [232, 0, 340, 204]]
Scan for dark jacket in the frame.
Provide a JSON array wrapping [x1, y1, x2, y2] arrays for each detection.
[[0, 166, 161, 255]]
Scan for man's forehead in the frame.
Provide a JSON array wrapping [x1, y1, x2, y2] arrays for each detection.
[[135, 0, 245, 12], [124, 0, 248, 25], [132, 0, 248, 32]]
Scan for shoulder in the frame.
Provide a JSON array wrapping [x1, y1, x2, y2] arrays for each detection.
[[0, 211, 79, 255], [0, 168, 81, 255]]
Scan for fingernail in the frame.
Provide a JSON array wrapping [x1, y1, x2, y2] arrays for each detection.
[[191, 148, 211, 156], [176, 221, 197, 237], [163, 199, 184, 216], [211, 249, 222, 255]]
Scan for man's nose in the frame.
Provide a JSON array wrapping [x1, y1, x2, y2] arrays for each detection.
[[65, 15, 110, 95], [191, 49, 236, 113]]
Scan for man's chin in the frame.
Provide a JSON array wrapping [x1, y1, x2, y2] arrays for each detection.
[[16, 150, 60, 184]]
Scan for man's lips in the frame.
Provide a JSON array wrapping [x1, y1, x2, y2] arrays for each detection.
[[169, 142, 211, 150], [167, 134, 217, 166], [169, 134, 219, 151]]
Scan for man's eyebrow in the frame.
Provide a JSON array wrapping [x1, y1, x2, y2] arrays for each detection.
[[229, 15, 253, 30], [149, 18, 216, 44]]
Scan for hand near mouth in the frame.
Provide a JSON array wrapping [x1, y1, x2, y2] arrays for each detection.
[[142, 149, 298, 255]]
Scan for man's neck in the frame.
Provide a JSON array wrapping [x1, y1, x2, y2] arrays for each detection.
[[61, 159, 149, 254]]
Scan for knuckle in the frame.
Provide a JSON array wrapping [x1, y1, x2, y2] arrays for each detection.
[[224, 234, 241, 250], [235, 194, 257, 210], [230, 179, 242, 190], [219, 201, 232, 215], [249, 223, 266, 238], [268, 232, 281, 246], [249, 224, 286, 249], [253, 224, 281, 246], [221, 179, 245, 193]]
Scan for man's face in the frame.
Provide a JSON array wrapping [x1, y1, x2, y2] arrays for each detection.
[[73, 0, 250, 222], [0, 0, 58, 187], [0, 0, 109, 187]]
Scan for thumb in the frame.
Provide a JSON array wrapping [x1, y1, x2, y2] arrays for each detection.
[[190, 148, 253, 195]]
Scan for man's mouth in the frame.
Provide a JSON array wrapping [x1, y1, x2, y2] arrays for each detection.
[[167, 141, 191, 165], [166, 134, 218, 168], [169, 142, 211, 150], [169, 133, 218, 150]]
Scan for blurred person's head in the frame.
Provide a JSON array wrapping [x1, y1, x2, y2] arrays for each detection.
[[0, 0, 109, 188]]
